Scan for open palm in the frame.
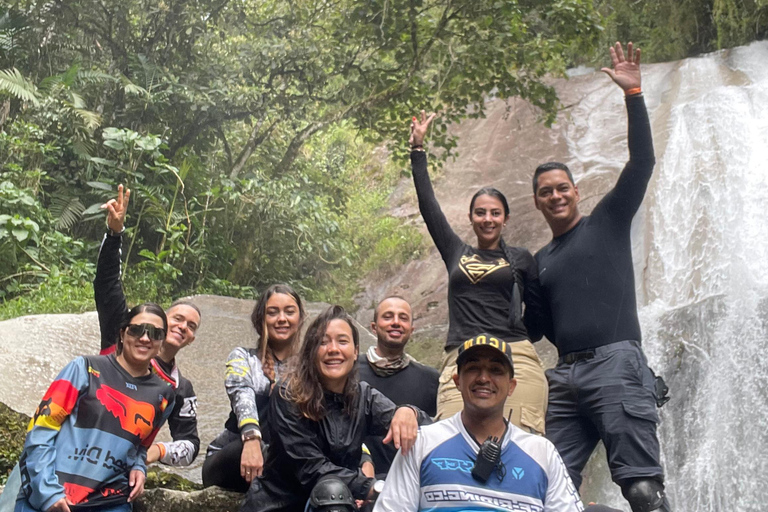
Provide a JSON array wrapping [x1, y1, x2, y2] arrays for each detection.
[[601, 42, 641, 92]]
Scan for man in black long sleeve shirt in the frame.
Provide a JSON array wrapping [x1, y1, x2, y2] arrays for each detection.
[[357, 297, 438, 477], [94, 185, 201, 467], [529, 43, 671, 512]]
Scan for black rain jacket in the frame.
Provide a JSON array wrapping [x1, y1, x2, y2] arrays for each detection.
[[242, 380, 430, 512]]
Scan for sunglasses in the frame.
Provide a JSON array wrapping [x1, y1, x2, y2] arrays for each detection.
[[125, 323, 166, 342]]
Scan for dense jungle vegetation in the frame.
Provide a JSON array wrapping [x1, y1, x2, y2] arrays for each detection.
[[0, 0, 765, 317]]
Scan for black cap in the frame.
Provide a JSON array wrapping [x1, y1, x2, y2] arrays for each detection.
[[456, 334, 515, 377]]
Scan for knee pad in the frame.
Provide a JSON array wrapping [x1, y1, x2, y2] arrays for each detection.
[[308, 476, 356, 512], [623, 479, 671, 512]]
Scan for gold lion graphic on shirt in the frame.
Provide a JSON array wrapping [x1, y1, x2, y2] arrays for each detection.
[[459, 254, 510, 284]]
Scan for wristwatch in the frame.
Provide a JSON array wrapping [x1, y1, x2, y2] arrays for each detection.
[[372, 479, 385, 496], [107, 227, 125, 237], [241, 429, 262, 443]]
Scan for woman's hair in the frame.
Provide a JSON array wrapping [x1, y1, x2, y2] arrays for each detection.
[[469, 187, 510, 217], [251, 284, 306, 382], [116, 302, 168, 355], [283, 305, 360, 421]]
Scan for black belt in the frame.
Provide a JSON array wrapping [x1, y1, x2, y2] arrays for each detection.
[[559, 350, 596, 365]]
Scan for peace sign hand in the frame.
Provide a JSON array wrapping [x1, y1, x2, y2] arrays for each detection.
[[100, 184, 130, 234], [409, 110, 437, 148], [601, 41, 642, 92]]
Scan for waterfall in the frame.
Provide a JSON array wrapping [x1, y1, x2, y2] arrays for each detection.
[[569, 41, 768, 511]]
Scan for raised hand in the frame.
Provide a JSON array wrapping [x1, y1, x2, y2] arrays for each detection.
[[409, 110, 437, 148], [601, 42, 641, 93], [100, 184, 131, 234]]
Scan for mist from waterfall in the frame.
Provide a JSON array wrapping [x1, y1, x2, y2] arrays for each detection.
[[566, 41, 768, 511]]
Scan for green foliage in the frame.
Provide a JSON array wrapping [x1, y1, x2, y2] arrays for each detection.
[[0, 67, 38, 105], [585, 0, 768, 64], [0, 402, 28, 485]]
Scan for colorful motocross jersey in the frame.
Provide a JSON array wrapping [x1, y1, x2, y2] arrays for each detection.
[[374, 413, 583, 512], [18, 354, 175, 511]]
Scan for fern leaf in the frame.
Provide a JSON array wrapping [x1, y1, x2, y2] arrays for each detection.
[[73, 108, 101, 130], [49, 193, 85, 231], [76, 70, 118, 85], [0, 68, 39, 105]]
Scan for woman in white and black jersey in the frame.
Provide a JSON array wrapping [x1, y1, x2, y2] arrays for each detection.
[[202, 284, 306, 492]]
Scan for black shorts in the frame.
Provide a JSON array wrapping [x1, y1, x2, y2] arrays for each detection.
[[545, 340, 663, 490]]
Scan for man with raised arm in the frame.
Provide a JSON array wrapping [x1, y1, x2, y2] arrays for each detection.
[[358, 296, 439, 477], [529, 42, 671, 512], [95, 185, 201, 467], [374, 334, 583, 512]]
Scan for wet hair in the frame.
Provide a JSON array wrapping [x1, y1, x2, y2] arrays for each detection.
[[373, 295, 410, 322], [251, 284, 306, 382], [284, 305, 359, 422], [469, 187, 510, 217], [116, 303, 168, 355], [167, 299, 202, 320], [532, 162, 575, 194]]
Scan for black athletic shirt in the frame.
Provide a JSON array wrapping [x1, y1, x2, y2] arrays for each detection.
[[411, 151, 547, 349], [534, 95, 655, 356], [357, 354, 439, 476]]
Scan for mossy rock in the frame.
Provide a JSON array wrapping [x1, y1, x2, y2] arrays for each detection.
[[145, 467, 202, 492], [0, 403, 29, 485]]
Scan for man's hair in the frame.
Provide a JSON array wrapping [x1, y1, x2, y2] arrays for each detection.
[[532, 162, 575, 194], [373, 295, 410, 322], [167, 299, 202, 320]]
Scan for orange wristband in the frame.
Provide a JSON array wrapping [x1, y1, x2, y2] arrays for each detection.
[[625, 87, 642, 97]]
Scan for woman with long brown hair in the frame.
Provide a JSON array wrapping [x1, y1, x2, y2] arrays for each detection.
[[242, 305, 430, 512], [203, 284, 306, 492]]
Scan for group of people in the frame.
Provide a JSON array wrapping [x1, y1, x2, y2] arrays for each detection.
[[10, 42, 670, 512]]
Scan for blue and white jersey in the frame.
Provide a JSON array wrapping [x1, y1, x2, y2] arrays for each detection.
[[374, 413, 583, 512]]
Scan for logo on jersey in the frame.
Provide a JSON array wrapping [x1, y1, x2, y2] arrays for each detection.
[[30, 380, 79, 432], [432, 458, 473, 474], [96, 384, 156, 438], [459, 254, 509, 285], [511, 467, 525, 480], [179, 397, 197, 418]]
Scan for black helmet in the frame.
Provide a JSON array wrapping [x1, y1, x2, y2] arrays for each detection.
[[308, 477, 355, 512]]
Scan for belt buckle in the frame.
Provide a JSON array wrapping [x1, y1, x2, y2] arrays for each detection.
[[564, 350, 595, 364]]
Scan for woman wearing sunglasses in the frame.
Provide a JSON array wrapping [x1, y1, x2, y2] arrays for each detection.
[[241, 305, 430, 512], [203, 284, 306, 492], [15, 303, 176, 512]]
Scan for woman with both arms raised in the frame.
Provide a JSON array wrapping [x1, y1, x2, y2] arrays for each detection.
[[409, 111, 549, 434]]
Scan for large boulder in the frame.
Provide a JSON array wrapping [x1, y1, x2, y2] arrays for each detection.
[[133, 487, 243, 512]]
